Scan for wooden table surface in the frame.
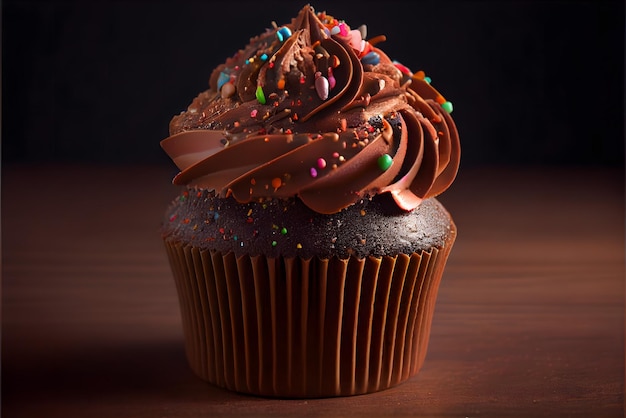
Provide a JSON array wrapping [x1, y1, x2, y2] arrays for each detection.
[[2, 163, 624, 417]]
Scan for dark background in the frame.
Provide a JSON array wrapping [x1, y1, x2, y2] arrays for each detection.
[[2, 0, 624, 168]]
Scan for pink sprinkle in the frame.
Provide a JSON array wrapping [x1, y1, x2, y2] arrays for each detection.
[[327, 67, 336, 89], [310, 167, 318, 178], [317, 158, 327, 169], [250, 109, 258, 118], [332, 152, 339, 158], [338, 22, 348, 36]]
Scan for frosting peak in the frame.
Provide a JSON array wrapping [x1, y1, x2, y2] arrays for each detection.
[[161, 5, 460, 214]]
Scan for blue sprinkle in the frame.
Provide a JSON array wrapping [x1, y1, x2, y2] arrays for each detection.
[[260, 53, 268, 61], [424, 76, 432, 84], [213, 212, 219, 221], [217, 72, 230, 91], [277, 26, 292, 42], [361, 51, 380, 66]]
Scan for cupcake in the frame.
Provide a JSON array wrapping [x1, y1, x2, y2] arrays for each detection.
[[160, 4, 460, 398]]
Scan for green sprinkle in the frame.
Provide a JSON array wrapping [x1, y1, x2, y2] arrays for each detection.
[[271, 240, 277, 247], [377, 154, 393, 171], [424, 76, 432, 84], [280, 227, 288, 235], [441, 101, 453, 113], [256, 85, 266, 104]]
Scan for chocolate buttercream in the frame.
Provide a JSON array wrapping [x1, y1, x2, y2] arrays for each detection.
[[161, 5, 460, 214]]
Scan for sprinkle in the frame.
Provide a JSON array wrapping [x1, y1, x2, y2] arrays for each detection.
[[414, 70, 426, 80], [271, 240, 278, 247], [377, 154, 393, 171], [327, 67, 336, 89], [330, 55, 340, 68], [280, 227, 288, 235], [360, 209, 366, 216], [393, 61, 413, 76], [317, 158, 327, 169], [296, 243, 303, 249], [338, 22, 348, 36], [220, 83, 234, 98], [441, 101, 454, 113], [256, 86, 266, 104], [277, 78, 285, 90], [271, 177, 282, 189], [310, 167, 318, 178], [358, 24, 367, 39], [330, 25, 341, 35], [424, 76, 432, 84], [315, 74, 329, 100], [361, 51, 380, 66], [250, 109, 258, 118], [217, 71, 230, 91], [276, 26, 292, 42], [260, 53, 268, 61]]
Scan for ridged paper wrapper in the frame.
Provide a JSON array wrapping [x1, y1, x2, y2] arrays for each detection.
[[163, 224, 455, 398]]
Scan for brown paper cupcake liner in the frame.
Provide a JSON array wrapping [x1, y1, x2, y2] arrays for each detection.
[[164, 225, 455, 398]]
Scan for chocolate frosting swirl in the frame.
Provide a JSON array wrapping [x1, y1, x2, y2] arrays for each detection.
[[161, 5, 460, 214]]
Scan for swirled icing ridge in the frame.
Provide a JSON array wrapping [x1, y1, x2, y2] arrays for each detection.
[[161, 4, 460, 214]]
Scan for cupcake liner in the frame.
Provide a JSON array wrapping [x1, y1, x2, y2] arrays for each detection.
[[164, 224, 455, 398]]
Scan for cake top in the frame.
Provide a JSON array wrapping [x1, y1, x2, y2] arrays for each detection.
[[161, 4, 460, 214]]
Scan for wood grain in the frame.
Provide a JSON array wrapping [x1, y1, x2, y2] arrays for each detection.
[[2, 163, 623, 417]]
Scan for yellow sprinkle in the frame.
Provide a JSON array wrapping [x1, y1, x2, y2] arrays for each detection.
[[296, 243, 302, 249]]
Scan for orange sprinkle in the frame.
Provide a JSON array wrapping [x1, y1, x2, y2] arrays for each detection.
[[277, 79, 285, 90], [415, 70, 426, 80], [367, 35, 386, 46], [271, 177, 282, 189], [436, 95, 446, 105]]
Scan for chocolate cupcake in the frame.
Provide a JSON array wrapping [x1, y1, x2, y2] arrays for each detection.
[[161, 4, 460, 398]]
